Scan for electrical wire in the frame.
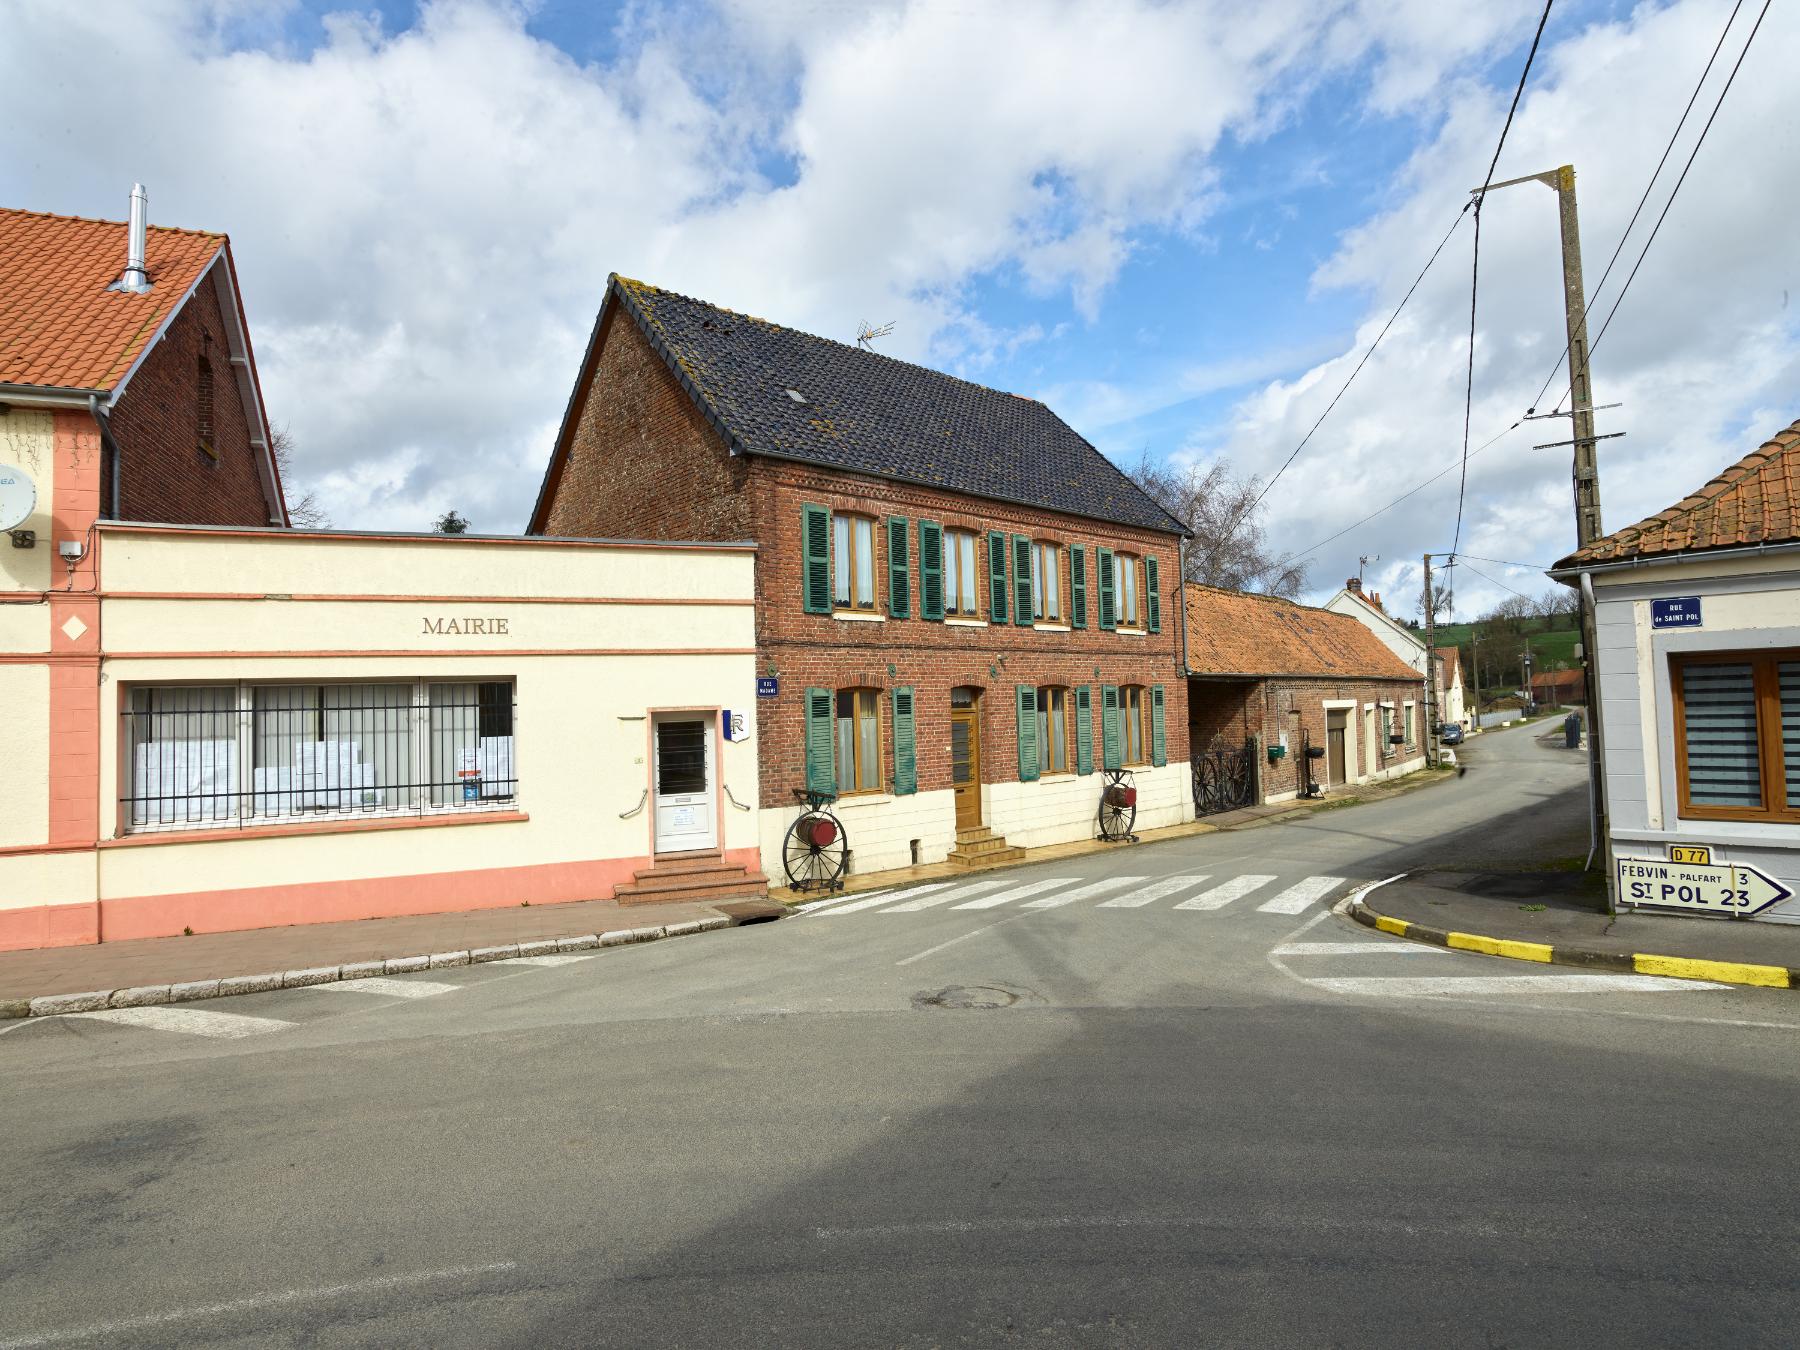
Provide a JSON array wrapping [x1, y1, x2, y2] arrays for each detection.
[[1457, 558, 1537, 601], [1453, 553, 1553, 570]]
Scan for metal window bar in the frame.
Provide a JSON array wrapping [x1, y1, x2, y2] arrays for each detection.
[[122, 681, 518, 833]]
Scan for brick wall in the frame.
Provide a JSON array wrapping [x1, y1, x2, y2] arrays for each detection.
[[106, 270, 273, 526], [1196, 675, 1425, 798], [534, 308, 751, 542]]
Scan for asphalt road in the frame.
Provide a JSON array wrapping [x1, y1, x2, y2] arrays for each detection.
[[5, 721, 1799, 1348]]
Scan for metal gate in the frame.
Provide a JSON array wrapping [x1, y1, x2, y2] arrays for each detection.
[[1192, 738, 1256, 816]]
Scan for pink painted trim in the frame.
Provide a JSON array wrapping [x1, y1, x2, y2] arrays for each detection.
[[47, 413, 101, 851], [103, 592, 755, 606], [100, 647, 757, 660], [97, 522, 756, 554], [0, 840, 92, 858], [98, 810, 529, 850], [0, 901, 99, 952]]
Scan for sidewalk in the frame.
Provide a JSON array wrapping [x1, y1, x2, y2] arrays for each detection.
[[1351, 870, 1800, 990], [0, 893, 779, 1013]]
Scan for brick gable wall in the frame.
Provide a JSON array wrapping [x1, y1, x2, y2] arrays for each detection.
[[1189, 674, 1425, 799], [105, 271, 272, 526]]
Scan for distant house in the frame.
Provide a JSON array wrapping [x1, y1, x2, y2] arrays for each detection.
[[1551, 416, 1800, 927], [1530, 666, 1585, 707], [1185, 584, 1426, 810], [1435, 646, 1470, 730]]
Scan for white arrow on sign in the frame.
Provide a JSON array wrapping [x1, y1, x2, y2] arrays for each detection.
[[1616, 858, 1794, 915]]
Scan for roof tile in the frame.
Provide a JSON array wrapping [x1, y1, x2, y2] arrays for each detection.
[[1185, 584, 1421, 681]]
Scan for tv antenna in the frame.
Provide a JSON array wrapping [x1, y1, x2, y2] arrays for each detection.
[[1357, 554, 1380, 587], [856, 320, 895, 351]]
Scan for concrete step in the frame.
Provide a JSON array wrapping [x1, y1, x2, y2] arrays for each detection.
[[614, 867, 770, 904], [631, 854, 727, 881], [955, 827, 998, 845], [947, 846, 1025, 868]]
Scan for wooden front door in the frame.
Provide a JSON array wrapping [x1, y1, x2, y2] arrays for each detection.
[[1326, 713, 1347, 788], [951, 704, 982, 830]]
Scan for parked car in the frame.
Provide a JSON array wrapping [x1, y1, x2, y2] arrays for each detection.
[[1439, 723, 1465, 746]]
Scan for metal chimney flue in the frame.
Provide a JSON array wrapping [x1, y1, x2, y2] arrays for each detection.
[[119, 183, 151, 293]]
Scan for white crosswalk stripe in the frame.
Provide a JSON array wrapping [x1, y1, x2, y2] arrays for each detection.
[[1096, 875, 1211, 908], [1310, 974, 1726, 997], [880, 879, 1011, 912], [952, 877, 1082, 910], [1256, 876, 1347, 914], [1174, 875, 1276, 911], [68, 1006, 293, 1038], [491, 954, 600, 967], [811, 883, 953, 916], [306, 977, 463, 997], [1021, 876, 1146, 909]]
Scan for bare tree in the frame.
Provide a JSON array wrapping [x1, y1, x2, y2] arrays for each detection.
[[269, 426, 329, 529], [433, 510, 471, 534], [1128, 455, 1308, 599]]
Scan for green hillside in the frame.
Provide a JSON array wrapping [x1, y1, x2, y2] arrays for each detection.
[[1428, 613, 1582, 691]]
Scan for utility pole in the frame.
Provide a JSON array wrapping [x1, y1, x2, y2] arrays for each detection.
[[1423, 554, 1440, 767], [1470, 627, 1483, 733]]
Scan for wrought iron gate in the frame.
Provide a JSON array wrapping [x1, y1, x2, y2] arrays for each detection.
[[1192, 738, 1256, 817]]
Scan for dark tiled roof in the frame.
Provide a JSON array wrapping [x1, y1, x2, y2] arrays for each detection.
[[1185, 584, 1421, 681], [1556, 417, 1800, 568], [603, 276, 1185, 535]]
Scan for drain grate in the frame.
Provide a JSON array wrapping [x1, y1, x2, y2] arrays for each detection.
[[912, 985, 1024, 1010]]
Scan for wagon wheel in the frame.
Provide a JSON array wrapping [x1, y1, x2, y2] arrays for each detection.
[[1097, 769, 1138, 842], [783, 807, 849, 892]]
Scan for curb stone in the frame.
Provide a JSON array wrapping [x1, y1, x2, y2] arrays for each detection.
[[1347, 875, 1800, 992], [12, 911, 745, 1020]]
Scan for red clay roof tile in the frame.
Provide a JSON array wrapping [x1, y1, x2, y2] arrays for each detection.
[[1185, 584, 1422, 681]]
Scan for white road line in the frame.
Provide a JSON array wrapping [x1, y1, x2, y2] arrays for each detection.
[[1270, 942, 1449, 957], [66, 1006, 292, 1039], [1096, 875, 1211, 908], [811, 882, 953, 916], [0, 1261, 519, 1350], [306, 977, 463, 997], [489, 954, 599, 968], [1173, 875, 1276, 911], [880, 878, 1010, 912], [951, 876, 1081, 910], [1255, 875, 1347, 914], [794, 888, 892, 915], [1309, 974, 1727, 997], [1021, 876, 1146, 909]]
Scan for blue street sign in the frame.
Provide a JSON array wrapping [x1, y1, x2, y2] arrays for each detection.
[[757, 676, 779, 698], [1651, 596, 1703, 629]]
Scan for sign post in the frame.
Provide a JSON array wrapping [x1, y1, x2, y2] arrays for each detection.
[[1616, 857, 1791, 916]]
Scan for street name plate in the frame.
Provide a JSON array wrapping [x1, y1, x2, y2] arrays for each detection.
[[1651, 596, 1702, 629], [1617, 857, 1791, 915]]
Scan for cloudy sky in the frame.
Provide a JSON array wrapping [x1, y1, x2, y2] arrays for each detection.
[[3, 0, 1793, 616]]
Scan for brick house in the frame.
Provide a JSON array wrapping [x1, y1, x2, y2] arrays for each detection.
[[1184, 584, 1426, 807], [529, 275, 1192, 879]]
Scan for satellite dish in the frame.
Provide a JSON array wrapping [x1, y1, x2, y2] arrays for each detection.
[[0, 463, 36, 533]]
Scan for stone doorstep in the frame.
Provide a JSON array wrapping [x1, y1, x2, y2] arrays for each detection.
[[8, 916, 743, 1020]]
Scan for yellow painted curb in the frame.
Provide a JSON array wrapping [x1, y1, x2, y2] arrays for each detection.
[[1632, 953, 1791, 988], [1447, 932, 1552, 963], [1373, 914, 1410, 937]]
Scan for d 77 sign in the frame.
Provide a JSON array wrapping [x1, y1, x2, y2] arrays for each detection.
[[1617, 858, 1793, 915]]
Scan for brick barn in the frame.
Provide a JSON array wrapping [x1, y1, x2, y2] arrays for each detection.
[[529, 275, 1193, 881], [1183, 584, 1426, 810]]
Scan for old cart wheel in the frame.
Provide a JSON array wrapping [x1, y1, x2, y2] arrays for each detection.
[[1097, 772, 1138, 842], [783, 808, 848, 892]]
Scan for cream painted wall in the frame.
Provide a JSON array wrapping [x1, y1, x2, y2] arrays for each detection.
[[0, 409, 55, 598], [0, 664, 48, 851], [760, 787, 959, 880], [0, 851, 96, 913]]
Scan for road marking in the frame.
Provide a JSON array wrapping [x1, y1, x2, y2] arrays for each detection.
[[1255, 875, 1346, 914], [951, 876, 1081, 910], [306, 977, 463, 997], [0, 1261, 519, 1349], [489, 954, 599, 968], [1270, 942, 1449, 956], [1174, 875, 1276, 910], [880, 878, 1010, 912], [1308, 974, 1727, 997], [812, 883, 952, 916], [65, 1006, 293, 1039], [1021, 876, 1146, 909], [1096, 874, 1210, 908], [794, 888, 893, 914]]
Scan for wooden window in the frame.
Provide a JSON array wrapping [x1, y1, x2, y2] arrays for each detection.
[[943, 529, 979, 616], [1032, 542, 1061, 621], [886, 516, 911, 618], [1036, 685, 1071, 774], [1117, 552, 1142, 627], [987, 531, 1009, 622], [1121, 684, 1149, 764], [1076, 685, 1094, 774], [833, 514, 877, 611], [1070, 547, 1089, 629], [1672, 652, 1800, 821], [891, 687, 917, 794], [835, 688, 882, 794], [918, 520, 944, 621]]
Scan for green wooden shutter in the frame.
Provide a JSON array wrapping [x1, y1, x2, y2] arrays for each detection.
[[887, 516, 911, 618], [892, 687, 917, 794], [1151, 684, 1167, 767], [987, 531, 1009, 623], [1012, 534, 1033, 626], [918, 520, 944, 621], [1075, 685, 1094, 775], [1070, 547, 1088, 629], [1016, 685, 1039, 782], [1097, 547, 1116, 631], [802, 505, 832, 614], [1101, 684, 1121, 771], [805, 687, 836, 794], [1145, 555, 1161, 633]]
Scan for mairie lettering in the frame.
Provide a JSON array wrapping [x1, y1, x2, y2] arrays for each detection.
[[422, 616, 511, 636]]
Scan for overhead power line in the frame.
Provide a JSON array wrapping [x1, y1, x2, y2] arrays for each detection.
[[1453, 553, 1553, 571], [1458, 558, 1536, 601]]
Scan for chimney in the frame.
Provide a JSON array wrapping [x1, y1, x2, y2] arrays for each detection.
[[118, 184, 151, 294], [1346, 577, 1362, 594]]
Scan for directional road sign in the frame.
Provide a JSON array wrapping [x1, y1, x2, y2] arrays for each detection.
[[1617, 857, 1793, 916]]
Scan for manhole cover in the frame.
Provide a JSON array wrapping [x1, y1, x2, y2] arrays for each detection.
[[913, 985, 1022, 1010]]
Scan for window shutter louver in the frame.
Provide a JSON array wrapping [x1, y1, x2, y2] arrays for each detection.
[[892, 687, 917, 795], [1097, 547, 1116, 630], [802, 505, 832, 614], [1101, 684, 1121, 771], [987, 531, 1009, 623], [805, 687, 836, 794], [1016, 685, 1039, 782], [1151, 685, 1167, 767], [887, 516, 911, 618], [1070, 547, 1088, 629], [918, 520, 944, 621], [1076, 685, 1094, 775], [1146, 556, 1161, 633], [1012, 534, 1033, 626], [1680, 663, 1763, 807]]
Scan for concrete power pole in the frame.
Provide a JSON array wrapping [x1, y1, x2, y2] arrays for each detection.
[[1422, 554, 1440, 767]]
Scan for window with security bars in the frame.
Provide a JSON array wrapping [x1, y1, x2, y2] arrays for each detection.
[[124, 679, 516, 832], [1672, 654, 1800, 821]]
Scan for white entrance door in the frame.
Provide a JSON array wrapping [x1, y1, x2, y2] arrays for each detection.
[[653, 714, 717, 853]]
